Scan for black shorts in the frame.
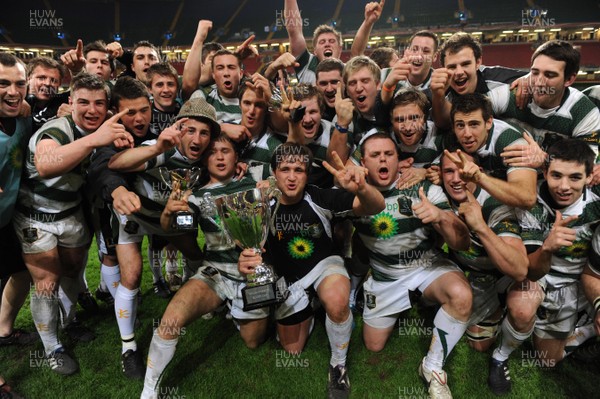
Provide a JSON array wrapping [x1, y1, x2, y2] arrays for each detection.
[[0, 223, 27, 279]]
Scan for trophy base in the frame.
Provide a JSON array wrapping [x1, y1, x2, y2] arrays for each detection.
[[171, 211, 197, 231], [241, 277, 288, 311]]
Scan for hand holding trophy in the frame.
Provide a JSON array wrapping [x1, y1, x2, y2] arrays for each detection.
[[159, 167, 202, 230], [215, 187, 286, 311]]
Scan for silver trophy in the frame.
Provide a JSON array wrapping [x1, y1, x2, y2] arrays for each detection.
[[159, 167, 202, 230], [215, 187, 286, 311]]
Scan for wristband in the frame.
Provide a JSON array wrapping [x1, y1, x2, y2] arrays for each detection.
[[594, 296, 600, 314], [382, 84, 395, 93], [335, 123, 349, 134]]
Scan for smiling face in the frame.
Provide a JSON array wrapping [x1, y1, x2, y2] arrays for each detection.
[[178, 118, 212, 161], [441, 151, 477, 203], [316, 69, 341, 108], [361, 136, 399, 188], [299, 96, 322, 140], [444, 47, 481, 95], [392, 103, 426, 147], [131, 46, 159, 83], [117, 97, 151, 138], [404, 35, 437, 78], [453, 109, 491, 154], [70, 88, 108, 132], [212, 54, 242, 98], [150, 74, 178, 112], [346, 67, 379, 116], [530, 54, 574, 109], [85, 50, 111, 81], [543, 159, 591, 208], [314, 32, 342, 61], [274, 156, 308, 205], [28, 65, 61, 103], [0, 62, 27, 118], [206, 139, 237, 183]]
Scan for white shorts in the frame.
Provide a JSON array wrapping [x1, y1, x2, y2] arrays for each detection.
[[468, 272, 513, 326], [363, 256, 459, 329], [114, 212, 189, 245], [275, 255, 349, 322], [13, 208, 91, 254], [191, 263, 269, 320], [534, 278, 592, 340]]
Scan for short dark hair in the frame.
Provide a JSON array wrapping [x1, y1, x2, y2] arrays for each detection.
[[111, 76, 150, 108], [0, 53, 25, 74], [439, 32, 481, 67], [546, 139, 595, 176], [202, 42, 224, 63], [26, 56, 63, 80], [369, 47, 398, 69], [532, 40, 580, 80], [315, 58, 344, 78], [360, 132, 397, 158], [271, 143, 313, 174], [84, 40, 107, 58], [292, 83, 324, 114], [133, 41, 159, 57], [70, 72, 109, 101], [392, 88, 431, 120], [450, 93, 492, 123], [146, 62, 179, 88], [211, 49, 241, 70], [408, 30, 439, 53]]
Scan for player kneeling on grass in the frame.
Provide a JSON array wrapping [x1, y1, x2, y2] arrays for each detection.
[[440, 149, 528, 355], [140, 134, 268, 399], [239, 143, 385, 399], [486, 139, 600, 395], [352, 132, 471, 399]]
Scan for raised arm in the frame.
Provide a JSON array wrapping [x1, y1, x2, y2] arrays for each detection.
[[351, 0, 385, 57], [285, 0, 308, 58], [182, 20, 213, 101], [326, 84, 355, 164]]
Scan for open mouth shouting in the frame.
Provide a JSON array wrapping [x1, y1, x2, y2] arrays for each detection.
[[324, 49, 333, 58], [378, 165, 390, 182], [3, 97, 21, 112], [453, 76, 469, 92], [301, 120, 317, 137], [223, 80, 233, 91], [355, 95, 367, 110], [132, 123, 147, 136], [188, 144, 202, 159]]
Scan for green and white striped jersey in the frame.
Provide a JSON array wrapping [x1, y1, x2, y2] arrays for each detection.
[[19, 115, 88, 214], [190, 84, 241, 124], [498, 87, 600, 159], [449, 187, 521, 274], [294, 49, 320, 85], [188, 176, 258, 280], [351, 180, 452, 281], [240, 128, 286, 182], [517, 182, 600, 286], [306, 119, 335, 188], [583, 85, 600, 109]]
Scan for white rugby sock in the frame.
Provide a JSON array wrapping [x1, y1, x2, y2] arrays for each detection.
[[58, 277, 80, 327], [493, 317, 533, 362], [148, 247, 164, 284], [564, 323, 596, 356], [115, 285, 139, 353], [101, 263, 121, 298], [141, 333, 179, 399], [30, 292, 62, 355], [326, 313, 353, 367], [423, 307, 468, 372]]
